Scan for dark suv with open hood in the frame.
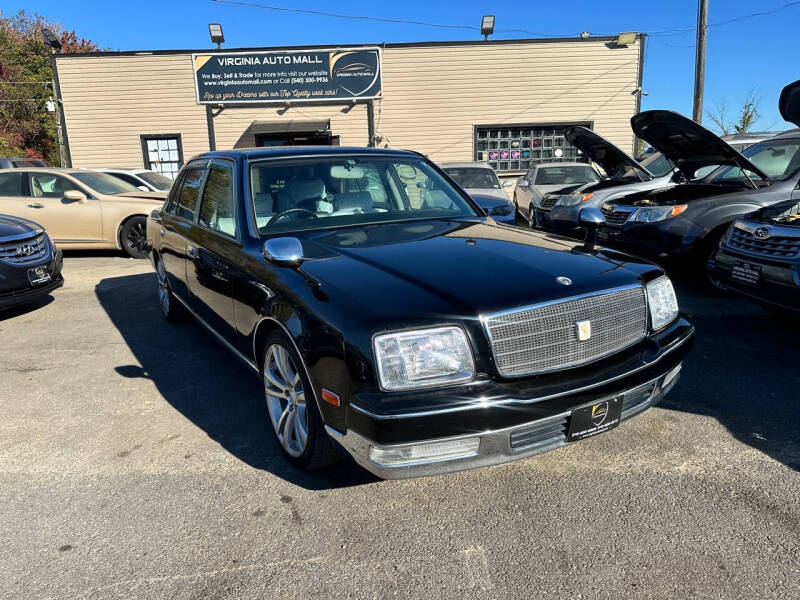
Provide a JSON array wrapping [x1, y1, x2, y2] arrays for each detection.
[[596, 83, 800, 277], [708, 81, 800, 312]]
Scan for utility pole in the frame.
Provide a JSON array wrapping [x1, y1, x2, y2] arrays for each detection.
[[692, 0, 708, 123]]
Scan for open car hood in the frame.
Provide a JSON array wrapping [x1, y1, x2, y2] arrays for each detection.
[[779, 78, 800, 127], [565, 126, 653, 181], [631, 110, 769, 181]]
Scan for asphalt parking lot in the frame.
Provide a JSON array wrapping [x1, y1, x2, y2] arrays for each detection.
[[1, 253, 799, 599]]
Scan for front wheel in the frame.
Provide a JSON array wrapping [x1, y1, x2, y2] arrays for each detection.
[[262, 331, 341, 471], [120, 216, 148, 259]]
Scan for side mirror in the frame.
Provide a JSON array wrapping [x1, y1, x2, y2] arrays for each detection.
[[517, 180, 529, 188], [502, 180, 513, 188], [262, 237, 303, 268], [137, 185, 150, 192], [64, 190, 87, 203], [579, 207, 605, 251]]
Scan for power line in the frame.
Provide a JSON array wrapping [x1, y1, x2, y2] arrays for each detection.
[[649, 0, 800, 36]]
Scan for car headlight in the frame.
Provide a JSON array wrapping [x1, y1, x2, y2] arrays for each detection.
[[374, 326, 475, 391], [646, 276, 679, 331], [489, 203, 513, 216], [558, 192, 593, 207], [629, 204, 688, 223]]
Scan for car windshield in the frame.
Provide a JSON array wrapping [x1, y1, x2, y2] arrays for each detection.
[[72, 171, 139, 194], [534, 165, 599, 186], [250, 156, 479, 235], [705, 139, 800, 182], [638, 152, 675, 178], [137, 171, 174, 190], [444, 167, 501, 189]]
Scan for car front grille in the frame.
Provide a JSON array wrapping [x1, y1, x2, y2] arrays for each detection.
[[601, 205, 634, 227], [726, 226, 800, 259], [483, 285, 648, 377], [538, 195, 558, 210], [0, 233, 49, 265]]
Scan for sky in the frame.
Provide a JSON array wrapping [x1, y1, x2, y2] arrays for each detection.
[[5, 0, 799, 131]]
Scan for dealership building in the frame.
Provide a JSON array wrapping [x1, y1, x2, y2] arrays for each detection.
[[53, 35, 644, 180]]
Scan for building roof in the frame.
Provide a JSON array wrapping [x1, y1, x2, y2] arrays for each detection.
[[195, 146, 422, 162]]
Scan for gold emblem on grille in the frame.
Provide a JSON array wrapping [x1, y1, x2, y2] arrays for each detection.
[[575, 319, 592, 342]]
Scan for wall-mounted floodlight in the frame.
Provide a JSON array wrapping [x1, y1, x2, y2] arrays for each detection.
[[481, 15, 495, 41], [614, 32, 638, 46], [580, 31, 591, 39], [41, 28, 62, 51], [208, 23, 224, 49]]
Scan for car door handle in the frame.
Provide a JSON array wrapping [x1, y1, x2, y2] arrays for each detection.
[[160, 227, 166, 238], [27, 203, 44, 209], [187, 245, 197, 258]]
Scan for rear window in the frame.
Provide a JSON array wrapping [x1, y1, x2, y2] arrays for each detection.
[[10, 159, 46, 168], [72, 172, 139, 194], [138, 171, 173, 191], [534, 165, 599, 185]]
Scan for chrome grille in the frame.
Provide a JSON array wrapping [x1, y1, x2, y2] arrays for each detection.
[[727, 227, 800, 259], [510, 414, 568, 452], [538, 195, 558, 210], [601, 205, 634, 227], [0, 233, 48, 265], [484, 286, 648, 377]]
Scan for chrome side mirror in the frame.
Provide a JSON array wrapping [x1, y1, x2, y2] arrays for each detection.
[[502, 180, 513, 188], [262, 237, 303, 268], [517, 180, 529, 188], [579, 207, 605, 251]]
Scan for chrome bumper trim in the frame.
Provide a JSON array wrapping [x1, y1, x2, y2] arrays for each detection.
[[330, 367, 679, 479]]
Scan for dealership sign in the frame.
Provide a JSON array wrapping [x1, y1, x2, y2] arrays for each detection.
[[192, 48, 382, 104]]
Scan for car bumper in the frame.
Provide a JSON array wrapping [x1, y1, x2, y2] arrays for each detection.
[[330, 318, 693, 479], [597, 221, 698, 259], [0, 247, 64, 310], [709, 247, 800, 312]]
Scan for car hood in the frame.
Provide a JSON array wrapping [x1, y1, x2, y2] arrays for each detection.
[[464, 188, 509, 202], [469, 193, 512, 211], [115, 191, 168, 201], [779, 78, 800, 127], [565, 126, 653, 181], [299, 219, 659, 324], [631, 110, 769, 181], [0, 214, 42, 240]]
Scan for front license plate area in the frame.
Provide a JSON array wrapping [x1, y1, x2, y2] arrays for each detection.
[[27, 266, 51, 286], [731, 260, 761, 286], [567, 397, 623, 442]]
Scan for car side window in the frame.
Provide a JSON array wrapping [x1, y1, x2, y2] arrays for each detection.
[[28, 173, 80, 198], [0, 172, 24, 197], [175, 166, 206, 221], [198, 162, 236, 237], [164, 171, 187, 215]]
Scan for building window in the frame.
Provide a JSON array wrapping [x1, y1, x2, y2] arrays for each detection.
[[474, 123, 591, 174], [140, 134, 183, 180]]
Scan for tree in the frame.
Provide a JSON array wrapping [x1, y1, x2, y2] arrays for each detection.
[[706, 89, 761, 136], [0, 10, 98, 165]]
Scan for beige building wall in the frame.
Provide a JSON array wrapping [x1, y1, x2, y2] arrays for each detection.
[[56, 38, 641, 172]]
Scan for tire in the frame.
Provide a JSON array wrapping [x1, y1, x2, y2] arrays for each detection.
[[700, 229, 728, 289], [120, 216, 148, 259], [155, 255, 186, 323], [262, 331, 342, 471]]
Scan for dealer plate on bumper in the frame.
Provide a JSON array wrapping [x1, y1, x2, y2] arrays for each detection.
[[27, 266, 51, 286], [731, 259, 761, 286], [567, 396, 623, 442]]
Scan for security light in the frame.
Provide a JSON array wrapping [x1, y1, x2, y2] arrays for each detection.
[[208, 23, 224, 48], [615, 32, 638, 46], [580, 31, 591, 39], [481, 15, 495, 40], [41, 28, 62, 51]]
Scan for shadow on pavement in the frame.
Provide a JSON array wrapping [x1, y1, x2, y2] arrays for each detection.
[[0, 294, 54, 321], [95, 272, 378, 491], [663, 275, 800, 472]]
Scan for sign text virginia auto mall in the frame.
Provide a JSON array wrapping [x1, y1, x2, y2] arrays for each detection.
[[192, 47, 382, 104]]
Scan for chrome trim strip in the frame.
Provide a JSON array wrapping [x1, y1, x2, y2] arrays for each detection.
[[481, 284, 647, 378], [349, 326, 693, 420], [734, 219, 800, 239], [172, 294, 259, 374]]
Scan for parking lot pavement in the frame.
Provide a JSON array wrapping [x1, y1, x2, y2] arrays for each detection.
[[1, 253, 799, 599]]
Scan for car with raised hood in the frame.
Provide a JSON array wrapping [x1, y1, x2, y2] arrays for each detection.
[[708, 81, 800, 312], [146, 146, 693, 479], [0, 214, 63, 310], [91, 167, 175, 193], [0, 168, 167, 258], [514, 161, 602, 228], [536, 128, 680, 235], [596, 88, 800, 275]]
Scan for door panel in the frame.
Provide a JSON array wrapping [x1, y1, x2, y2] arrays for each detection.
[[26, 173, 102, 241], [0, 172, 27, 219]]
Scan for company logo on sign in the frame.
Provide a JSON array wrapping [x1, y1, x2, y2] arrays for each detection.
[[591, 401, 609, 426]]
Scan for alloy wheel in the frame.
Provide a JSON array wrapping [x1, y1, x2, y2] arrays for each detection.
[[264, 343, 309, 457], [126, 220, 146, 252], [156, 259, 170, 316]]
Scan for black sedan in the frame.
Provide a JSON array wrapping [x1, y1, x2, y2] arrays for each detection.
[[146, 147, 693, 479], [0, 214, 63, 310]]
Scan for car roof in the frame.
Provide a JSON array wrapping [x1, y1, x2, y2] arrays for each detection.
[[194, 146, 422, 162], [771, 128, 800, 140], [0, 167, 95, 174], [90, 167, 147, 173], [534, 162, 594, 169]]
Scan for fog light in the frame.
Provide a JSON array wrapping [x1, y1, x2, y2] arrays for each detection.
[[662, 364, 682, 390], [369, 438, 480, 467]]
